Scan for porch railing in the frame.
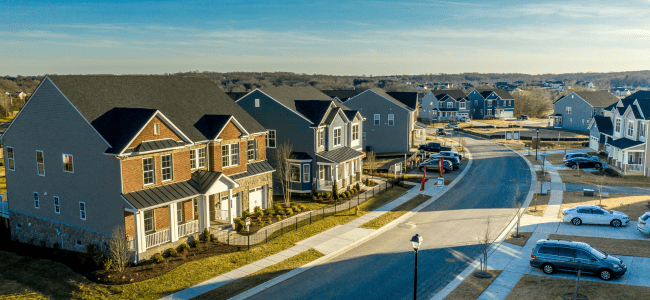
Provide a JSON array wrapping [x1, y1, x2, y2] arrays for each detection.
[[145, 229, 170, 249], [626, 164, 643, 173], [317, 180, 333, 189], [178, 220, 200, 238], [219, 210, 229, 222], [127, 236, 135, 250]]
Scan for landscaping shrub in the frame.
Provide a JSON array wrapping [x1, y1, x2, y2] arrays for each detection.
[[242, 211, 250, 219], [255, 210, 264, 218], [267, 219, 273, 224], [291, 205, 300, 212], [179, 243, 190, 252], [191, 239, 201, 248], [265, 208, 276, 215], [202, 228, 211, 242], [103, 258, 112, 270], [325, 192, 331, 199], [355, 183, 361, 191], [153, 254, 164, 264], [234, 218, 245, 232], [332, 181, 339, 200], [274, 204, 284, 211], [167, 248, 178, 257], [285, 208, 294, 215]]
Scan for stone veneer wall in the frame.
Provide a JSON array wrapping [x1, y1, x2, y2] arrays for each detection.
[[9, 211, 112, 253]]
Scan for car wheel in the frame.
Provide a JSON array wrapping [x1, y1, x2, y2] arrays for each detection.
[[542, 264, 555, 274], [571, 165, 577, 170], [611, 219, 622, 228], [571, 218, 582, 226], [595, 163, 601, 168], [599, 269, 612, 281]]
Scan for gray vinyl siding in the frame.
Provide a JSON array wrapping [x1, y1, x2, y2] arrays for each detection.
[[466, 91, 485, 119], [2, 78, 123, 235], [589, 125, 601, 144], [344, 91, 410, 153], [329, 113, 348, 150], [237, 90, 315, 193], [553, 93, 594, 132], [349, 115, 363, 152]]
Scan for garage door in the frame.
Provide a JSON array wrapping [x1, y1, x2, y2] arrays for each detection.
[[590, 136, 598, 151], [248, 186, 265, 211]]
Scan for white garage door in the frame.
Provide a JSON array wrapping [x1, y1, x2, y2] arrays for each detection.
[[248, 186, 265, 211], [590, 136, 598, 151]]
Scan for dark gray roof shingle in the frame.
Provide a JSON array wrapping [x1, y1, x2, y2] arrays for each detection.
[[366, 88, 413, 111], [91, 107, 158, 154], [386, 92, 419, 110], [294, 100, 333, 125], [592, 116, 612, 132], [573, 91, 619, 107], [229, 160, 275, 180], [624, 91, 650, 100], [317, 147, 364, 164], [123, 180, 201, 209], [476, 89, 514, 100], [321, 90, 359, 102], [433, 90, 466, 100], [607, 138, 645, 150], [137, 138, 188, 153]]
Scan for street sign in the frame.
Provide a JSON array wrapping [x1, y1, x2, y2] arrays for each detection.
[[437, 177, 444, 187]]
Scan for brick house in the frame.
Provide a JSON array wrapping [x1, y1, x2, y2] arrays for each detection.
[[1, 75, 274, 261]]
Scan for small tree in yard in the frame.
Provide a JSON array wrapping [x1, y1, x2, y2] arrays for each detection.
[[275, 142, 295, 207], [597, 173, 606, 207], [109, 226, 129, 272], [476, 217, 492, 278], [513, 185, 523, 238], [332, 180, 339, 201], [365, 151, 377, 180]]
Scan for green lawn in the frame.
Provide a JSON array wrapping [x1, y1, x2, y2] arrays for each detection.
[[0, 115, 15, 124]]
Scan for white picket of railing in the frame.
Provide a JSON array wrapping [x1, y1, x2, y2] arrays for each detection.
[[177, 220, 200, 238], [145, 229, 170, 249]]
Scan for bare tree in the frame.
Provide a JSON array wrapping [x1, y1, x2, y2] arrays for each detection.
[[109, 226, 129, 272], [274, 142, 295, 206], [597, 173, 606, 207], [513, 185, 523, 238], [532, 181, 540, 212], [476, 217, 491, 278], [365, 151, 377, 180]]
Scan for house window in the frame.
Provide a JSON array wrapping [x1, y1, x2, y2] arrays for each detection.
[[191, 148, 206, 169], [79, 202, 86, 220], [154, 124, 160, 135], [439, 102, 444, 108], [34, 192, 39, 208], [480, 109, 483, 115], [582, 119, 585, 125], [161, 154, 173, 181], [144, 210, 154, 233], [319, 165, 325, 180], [429, 102, 433, 108], [318, 129, 324, 147], [352, 124, 359, 140], [474, 100, 478, 106], [460, 102, 466, 109], [62, 154, 73, 172], [303, 164, 310, 182], [247, 139, 258, 161], [193, 198, 199, 219], [615, 119, 621, 132], [570, 118, 572, 123], [566, 107, 572, 114], [267, 130, 276, 148], [628, 121, 634, 137], [54, 196, 60, 214], [190, 149, 196, 169], [487, 100, 492, 107], [447, 102, 453, 108], [333, 128, 341, 146], [177, 203, 184, 224], [7, 147, 14, 171], [36, 151, 44, 176], [255, 99, 260, 107], [639, 123, 645, 137], [143, 157, 155, 185], [290, 164, 301, 182], [388, 114, 394, 126], [374, 114, 380, 125], [593, 108, 597, 116], [362, 132, 366, 140], [222, 143, 239, 167], [198, 148, 206, 168]]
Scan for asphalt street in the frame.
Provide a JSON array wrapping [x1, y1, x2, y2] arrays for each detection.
[[245, 133, 532, 300]]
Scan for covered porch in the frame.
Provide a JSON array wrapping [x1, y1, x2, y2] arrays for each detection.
[[549, 113, 563, 128], [607, 138, 646, 176], [316, 147, 364, 193]]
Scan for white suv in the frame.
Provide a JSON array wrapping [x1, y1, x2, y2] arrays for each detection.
[[439, 151, 462, 161], [562, 205, 629, 227], [638, 212, 650, 234]]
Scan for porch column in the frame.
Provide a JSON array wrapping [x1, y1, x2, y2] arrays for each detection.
[[200, 195, 210, 231], [135, 211, 146, 255], [169, 202, 178, 242], [228, 189, 233, 223]]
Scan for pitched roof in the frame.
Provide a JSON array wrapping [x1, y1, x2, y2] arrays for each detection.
[[386, 92, 419, 110], [230, 160, 275, 180], [191, 170, 224, 192], [365, 88, 413, 111], [136, 138, 188, 153], [571, 91, 619, 107], [47, 75, 266, 145], [624, 90, 650, 100], [476, 88, 514, 100], [317, 147, 364, 164], [90, 107, 158, 154], [294, 100, 333, 125], [433, 90, 466, 100], [343, 110, 361, 121], [257, 86, 334, 122], [553, 95, 566, 104], [225, 92, 248, 101], [123, 180, 201, 210], [607, 138, 645, 150], [635, 99, 650, 120], [592, 116, 612, 132], [321, 90, 359, 101]]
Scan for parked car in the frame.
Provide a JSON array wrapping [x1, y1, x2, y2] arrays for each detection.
[[563, 152, 599, 162], [436, 128, 446, 136], [444, 156, 460, 170], [444, 123, 459, 129], [565, 157, 601, 169], [638, 212, 650, 234], [520, 115, 529, 120], [418, 159, 453, 173], [439, 150, 462, 161], [562, 205, 629, 227], [530, 239, 627, 280], [418, 142, 452, 153]]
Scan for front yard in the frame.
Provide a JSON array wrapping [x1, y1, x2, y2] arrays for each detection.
[[560, 191, 650, 220], [558, 170, 650, 187], [504, 274, 650, 300], [525, 192, 551, 217], [548, 234, 650, 258]]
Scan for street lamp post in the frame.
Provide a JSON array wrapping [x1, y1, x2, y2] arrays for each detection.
[[536, 129, 539, 161], [410, 234, 423, 300]]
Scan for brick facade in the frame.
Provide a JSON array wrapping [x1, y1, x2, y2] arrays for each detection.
[[121, 149, 192, 194], [129, 115, 183, 148], [182, 200, 194, 222], [219, 121, 244, 140], [124, 212, 135, 237], [154, 206, 169, 231]]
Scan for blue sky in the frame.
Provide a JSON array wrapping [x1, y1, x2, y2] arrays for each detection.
[[2, 0, 650, 75]]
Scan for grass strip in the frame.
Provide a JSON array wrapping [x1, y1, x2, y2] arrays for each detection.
[[192, 249, 323, 300], [1, 185, 410, 300], [525, 192, 550, 217], [443, 270, 501, 300], [361, 194, 432, 229], [504, 274, 650, 300], [504, 232, 532, 247], [548, 234, 650, 258]]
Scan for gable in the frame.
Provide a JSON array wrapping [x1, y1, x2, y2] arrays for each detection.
[[129, 115, 184, 148], [218, 120, 245, 140], [345, 89, 411, 113]]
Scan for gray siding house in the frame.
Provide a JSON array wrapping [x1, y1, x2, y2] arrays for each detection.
[[466, 89, 515, 119], [1, 75, 274, 261], [550, 91, 618, 131], [344, 88, 423, 153], [419, 90, 468, 121], [237, 86, 365, 194]]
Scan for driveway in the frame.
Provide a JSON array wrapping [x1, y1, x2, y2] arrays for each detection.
[[245, 134, 532, 300]]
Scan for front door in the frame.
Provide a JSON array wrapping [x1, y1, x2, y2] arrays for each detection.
[[219, 196, 229, 222], [230, 193, 240, 222]]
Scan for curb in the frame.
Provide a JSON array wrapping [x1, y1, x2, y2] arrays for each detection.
[[230, 141, 475, 300], [430, 137, 537, 300]]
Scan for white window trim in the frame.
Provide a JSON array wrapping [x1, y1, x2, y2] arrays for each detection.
[[79, 201, 86, 220], [447, 102, 453, 108], [319, 165, 325, 180], [459, 102, 466, 109], [143, 157, 155, 185], [222, 143, 240, 168], [615, 119, 621, 133], [374, 114, 380, 125], [190, 148, 197, 169], [198, 147, 206, 168], [267, 130, 276, 148], [144, 209, 154, 233], [33, 192, 39, 209], [153, 123, 160, 135], [352, 123, 359, 141], [303, 164, 310, 183], [177, 203, 184, 224], [247, 139, 258, 161], [627, 121, 634, 138], [36, 150, 44, 176], [333, 127, 342, 147], [388, 114, 394, 126], [255, 98, 260, 107], [7, 147, 14, 171], [566, 107, 572, 114], [62, 154, 74, 173], [318, 128, 324, 147], [290, 163, 301, 183], [54, 196, 60, 214], [161, 154, 173, 182]]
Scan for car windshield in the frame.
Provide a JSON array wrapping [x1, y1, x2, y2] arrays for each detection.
[[590, 246, 608, 259]]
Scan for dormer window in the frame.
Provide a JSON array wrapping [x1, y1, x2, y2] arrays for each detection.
[[628, 121, 634, 137], [154, 124, 160, 135], [615, 119, 621, 133], [333, 128, 341, 146], [352, 124, 359, 141]]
